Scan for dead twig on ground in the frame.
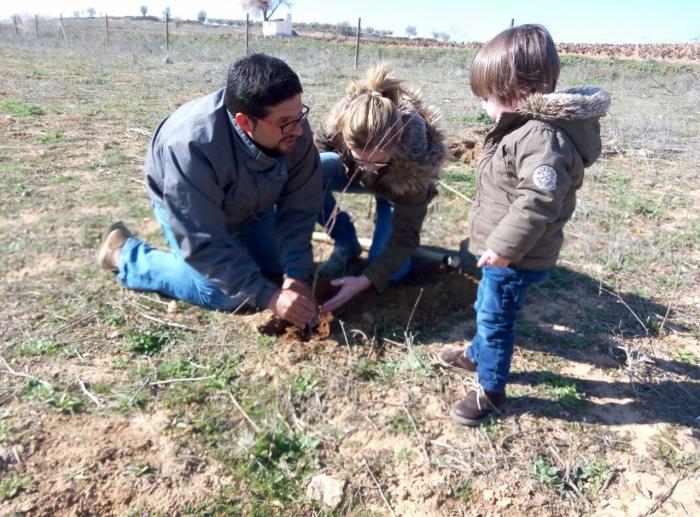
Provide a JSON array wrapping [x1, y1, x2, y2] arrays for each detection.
[[50, 310, 97, 337], [149, 375, 216, 386], [228, 391, 261, 433], [126, 127, 152, 138], [437, 180, 473, 204], [405, 288, 423, 335], [0, 356, 52, 388], [76, 376, 102, 407], [339, 319, 352, 365], [639, 475, 685, 517], [401, 404, 431, 466], [127, 377, 150, 407], [126, 300, 200, 331], [479, 426, 498, 467], [363, 458, 396, 517], [599, 286, 649, 336], [659, 237, 685, 336]]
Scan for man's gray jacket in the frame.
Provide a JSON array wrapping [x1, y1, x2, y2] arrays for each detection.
[[144, 88, 322, 309]]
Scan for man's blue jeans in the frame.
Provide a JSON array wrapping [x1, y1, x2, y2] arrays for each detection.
[[116, 203, 282, 310], [466, 264, 552, 393], [317, 151, 411, 280]]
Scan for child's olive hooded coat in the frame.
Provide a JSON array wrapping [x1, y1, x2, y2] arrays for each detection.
[[469, 87, 611, 269]]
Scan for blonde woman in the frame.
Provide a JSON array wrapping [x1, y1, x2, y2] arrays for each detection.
[[316, 64, 446, 312]]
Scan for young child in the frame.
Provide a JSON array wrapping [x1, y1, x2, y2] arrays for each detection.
[[440, 24, 610, 425]]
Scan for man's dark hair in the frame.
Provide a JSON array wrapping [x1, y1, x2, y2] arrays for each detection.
[[224, 53, 303, 118]]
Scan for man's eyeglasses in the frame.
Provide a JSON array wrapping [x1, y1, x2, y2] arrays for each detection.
[[256, 104, 310, 135]]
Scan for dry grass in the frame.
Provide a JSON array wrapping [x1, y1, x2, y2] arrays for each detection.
[[0, 26, 698, 516]]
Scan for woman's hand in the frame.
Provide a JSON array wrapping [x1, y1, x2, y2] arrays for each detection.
[[321, 275, 371, 314], [477, 249, 510, 268]]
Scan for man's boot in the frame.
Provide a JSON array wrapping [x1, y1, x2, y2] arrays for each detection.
[[451, 388, 505, 426], [96, 221, 132, 272], [318, 241, 362, 278]]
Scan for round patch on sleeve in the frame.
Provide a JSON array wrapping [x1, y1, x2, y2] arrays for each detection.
[[533, 165, 557, 191]]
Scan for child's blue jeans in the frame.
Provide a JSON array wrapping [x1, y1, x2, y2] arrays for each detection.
[[317, 151, 411, 280], [466, 264, 552, 393], [116, 202, 283, 310]]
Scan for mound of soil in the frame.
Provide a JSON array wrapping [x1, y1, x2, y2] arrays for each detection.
[[258, 270, 478, 344], [447, 127, 489, 163]]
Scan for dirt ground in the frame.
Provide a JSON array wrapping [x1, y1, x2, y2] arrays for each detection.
[[1, 34, 698, 516], [258, 267, 478, 345]]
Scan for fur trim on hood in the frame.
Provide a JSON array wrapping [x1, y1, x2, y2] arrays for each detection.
[[513, 87, 610, 166], [317, 92, 446, 199], [517, 87, 611, 122]]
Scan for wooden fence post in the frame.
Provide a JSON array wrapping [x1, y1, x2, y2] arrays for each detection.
[[35, 14, 39, 36], [105, 14, 109, 43], [13, 15, 19, 36], [245, 13, 249, 55], [59, 13, 67, 43], [510, 18, 514, 27], [165, 13, 170, 52], [354, 17, 361, 70]]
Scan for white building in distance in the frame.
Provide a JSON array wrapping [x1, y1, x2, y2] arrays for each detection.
[[262, 13, 292, 37]]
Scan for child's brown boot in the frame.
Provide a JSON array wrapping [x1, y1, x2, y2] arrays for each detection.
[[439, 348, 477, 373], [451, 388, 505, 426]]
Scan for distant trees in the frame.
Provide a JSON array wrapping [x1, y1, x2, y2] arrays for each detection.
[[241, 0, 292, 21], [197, 10, 207, 22], [86, 7, 96, 18], [432, 31, 450, 42], [405, 25, 417, 38], [72, 11, 80, 18], [140, 6, 148, 17], [336, 21, 354, 36]]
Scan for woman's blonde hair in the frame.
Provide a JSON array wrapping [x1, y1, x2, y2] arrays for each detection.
[[330, 64, 407, 152], [469, 24, 560, 106]]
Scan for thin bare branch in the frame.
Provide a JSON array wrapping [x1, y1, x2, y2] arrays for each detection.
[[228, 391, 261, 433], [149, 375, 216, 386], [401, 404, 431, 466], [437, 180, 473, 204], [639, 476, 685, 517], [76, 376, 102, 407], [363, 458, 396, 517]]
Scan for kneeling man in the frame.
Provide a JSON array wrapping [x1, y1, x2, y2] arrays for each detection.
[[97, 53, 321, 328]]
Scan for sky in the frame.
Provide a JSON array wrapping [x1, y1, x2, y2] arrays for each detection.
[[3, 0, 699, 44]]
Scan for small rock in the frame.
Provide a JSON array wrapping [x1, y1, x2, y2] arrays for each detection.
[[167, 300, 179, 315], [497, 497, 512, 508], [482, 489, 495, 502], [306, 474, 346, 509]]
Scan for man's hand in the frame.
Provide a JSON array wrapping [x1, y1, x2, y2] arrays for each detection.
[[477, 249, 510, 268], [321, 275, 371, 314], [267, 286, 317, 328], [282, 277, 313, 299]]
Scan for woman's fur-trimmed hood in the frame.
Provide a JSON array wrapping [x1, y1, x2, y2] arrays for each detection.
[[515, 87, 610, 166], [317, 91, 446, 199]]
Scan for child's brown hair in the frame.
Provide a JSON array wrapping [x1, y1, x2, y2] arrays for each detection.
[[469, 24, 560, 106]]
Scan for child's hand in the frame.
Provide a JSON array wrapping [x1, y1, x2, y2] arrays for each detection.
[[477, 249, 510, 268]]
